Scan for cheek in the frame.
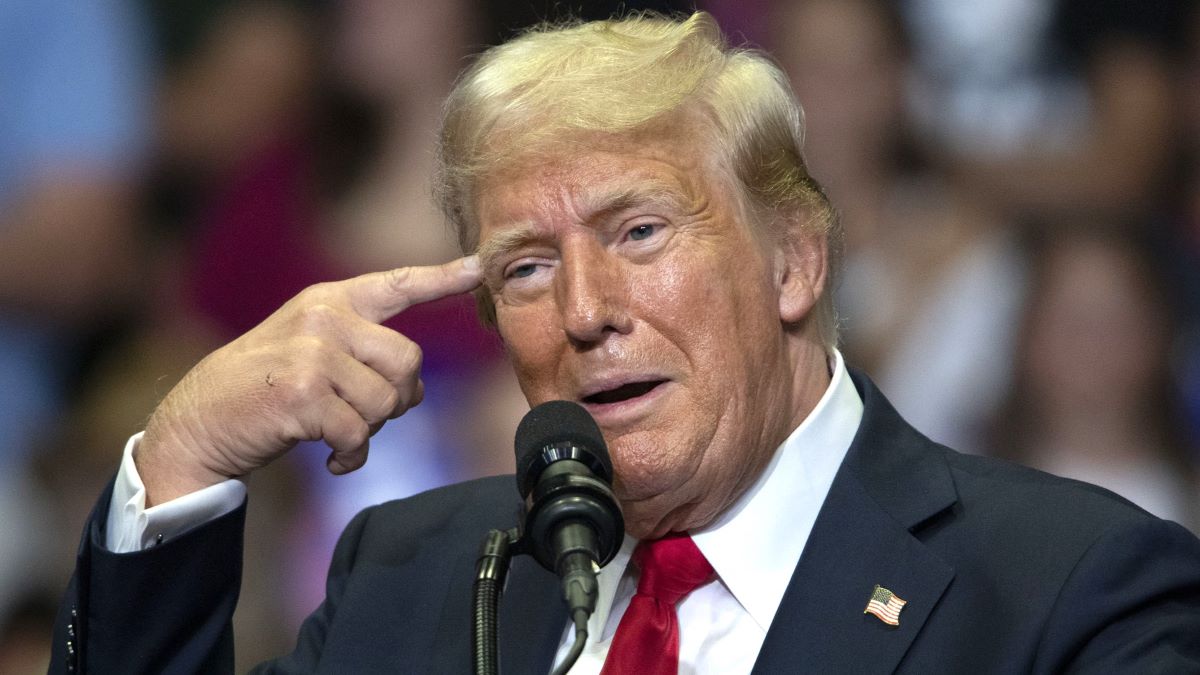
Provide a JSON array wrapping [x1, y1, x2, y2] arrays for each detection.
[[646, 248, 777, 365], [496, 305, 562, 401], [639, 248, 728, 325]]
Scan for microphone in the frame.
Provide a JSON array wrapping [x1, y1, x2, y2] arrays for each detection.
[[514, 401, 624, 634]]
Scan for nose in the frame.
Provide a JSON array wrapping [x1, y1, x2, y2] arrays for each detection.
[[557, 236, 632, 347]]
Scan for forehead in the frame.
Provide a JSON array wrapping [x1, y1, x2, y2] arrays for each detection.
[[474, 115, 731, 234]]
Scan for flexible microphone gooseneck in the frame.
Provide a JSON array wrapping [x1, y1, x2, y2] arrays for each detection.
[[472, 401, 624, 675], [515, 400, 625, 674]]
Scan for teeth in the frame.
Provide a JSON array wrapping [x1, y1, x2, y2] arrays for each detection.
[[584, 380, 663, 404]]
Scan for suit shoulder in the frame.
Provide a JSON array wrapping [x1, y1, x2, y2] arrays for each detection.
[[377, 474, 518, 514], [344, 475, 522, 561], [925, 446, 1185, 568], [851, 370, 1177, 535], [939, 447, 1153, 523]]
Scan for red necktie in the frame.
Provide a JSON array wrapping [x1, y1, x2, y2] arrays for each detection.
[[600, 534, 716, 675]]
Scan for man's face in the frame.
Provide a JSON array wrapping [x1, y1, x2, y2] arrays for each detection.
[[476, 125, 805, 538]]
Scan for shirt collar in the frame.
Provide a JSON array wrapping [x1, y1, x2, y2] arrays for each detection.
[[690, 349, 863, 630], [585, 350, 864, 638]]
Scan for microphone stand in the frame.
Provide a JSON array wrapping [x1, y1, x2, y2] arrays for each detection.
[[472, 528, 520, 675], [476, 400, 620, 675], [471, 528, 593, 675]]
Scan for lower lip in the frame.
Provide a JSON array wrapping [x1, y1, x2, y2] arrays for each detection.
[[581, 381, 670, 427]]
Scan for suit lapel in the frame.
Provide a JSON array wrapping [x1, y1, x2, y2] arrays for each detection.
[[753, 372, 958, 674], [752, 471, 954, 673]]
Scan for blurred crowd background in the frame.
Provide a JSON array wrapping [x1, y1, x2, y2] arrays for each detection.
[[3, 0, 1200, 670]]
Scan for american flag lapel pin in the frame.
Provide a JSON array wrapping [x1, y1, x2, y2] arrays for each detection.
[[864, 584, 907, 626]]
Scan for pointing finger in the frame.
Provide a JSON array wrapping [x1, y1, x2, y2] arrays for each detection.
[[347, 256, 482, 324]]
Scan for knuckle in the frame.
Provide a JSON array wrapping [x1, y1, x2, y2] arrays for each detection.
[[342, 419, 370, 449], [299, 303, 340, 334], [383, 267, 414, 297], [307, 281, 338, 299], [295, 282, 332, 308], [377, 387, 402, 417], [289, 334, 327, 356], [291, 336, 339, 371], [286, 368, 325, 403], [398, 340, 424, 373]]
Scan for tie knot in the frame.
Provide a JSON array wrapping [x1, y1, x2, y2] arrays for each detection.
[[633, 534, 715, 606]]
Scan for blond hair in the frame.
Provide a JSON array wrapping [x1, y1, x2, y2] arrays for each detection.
[[436, 11, 840, 347]]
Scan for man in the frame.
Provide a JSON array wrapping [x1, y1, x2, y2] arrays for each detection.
[[53, 12, 1200, 674]]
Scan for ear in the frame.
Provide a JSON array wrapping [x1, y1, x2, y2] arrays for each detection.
[[774, 227, 828, 325]]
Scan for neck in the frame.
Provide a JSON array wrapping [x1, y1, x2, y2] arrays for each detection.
[[786, 336, 833, 436]]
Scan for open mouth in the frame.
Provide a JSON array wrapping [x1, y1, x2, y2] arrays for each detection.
[[582, 380, 666, 405]]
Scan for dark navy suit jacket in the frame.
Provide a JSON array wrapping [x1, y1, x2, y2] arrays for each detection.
[[51, 374, 1200, 673]]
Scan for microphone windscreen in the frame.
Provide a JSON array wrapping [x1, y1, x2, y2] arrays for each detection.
[[514, 401, 611, 490]]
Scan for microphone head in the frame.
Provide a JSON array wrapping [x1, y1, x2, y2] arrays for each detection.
[[514, 400, 612, 498]]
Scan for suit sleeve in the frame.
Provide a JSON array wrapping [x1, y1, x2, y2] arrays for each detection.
[[51, 471, 386, 674], [50, 477, 246, 674], [1033, 516, 1200, 673]]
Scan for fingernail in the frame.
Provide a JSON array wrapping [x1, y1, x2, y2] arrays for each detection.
[[327, 457, 347, 474], [462, 255, 481, 273]]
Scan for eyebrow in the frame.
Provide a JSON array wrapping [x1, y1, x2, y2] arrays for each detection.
[[475, 225, 546, 274], [473, 179, 693, 271]]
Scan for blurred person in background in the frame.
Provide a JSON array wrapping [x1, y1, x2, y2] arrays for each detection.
[[993, 228, 1199, 532], [899, 0, 1189, 223], [0, 0, 149, 646], [769, 0, 1027, 455]]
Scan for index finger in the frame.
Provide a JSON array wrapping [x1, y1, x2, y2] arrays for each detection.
[[346, 255, 483, 323]]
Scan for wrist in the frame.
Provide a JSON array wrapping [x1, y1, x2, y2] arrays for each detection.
[[138, 413, 234, 507]]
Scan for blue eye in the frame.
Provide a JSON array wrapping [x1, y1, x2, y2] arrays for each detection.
[[629, 223, 657, 241], [509, 263, 538, 279]]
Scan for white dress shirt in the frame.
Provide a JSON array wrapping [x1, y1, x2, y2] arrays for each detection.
[[106, 433, 246, 552], [555, 351, 863, 673], [106, 353, 863, 674]]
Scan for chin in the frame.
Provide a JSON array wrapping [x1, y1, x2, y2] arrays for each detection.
[[605, 429, 709, 530], [620, 493, 715, 539], [607, 423, 696, 479], [609, 451, 681, 502], [619, 501, 677, 539]]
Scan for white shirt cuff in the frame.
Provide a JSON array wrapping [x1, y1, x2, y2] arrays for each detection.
[[105, 431, 247, 552]]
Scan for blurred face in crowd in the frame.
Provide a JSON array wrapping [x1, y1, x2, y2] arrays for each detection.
[[161, 3, 316, 172], [771, 0, 906, 185], [1024, 237, 1167, 418], [333, 0, 475, 101], [474, 115, 827, 538]]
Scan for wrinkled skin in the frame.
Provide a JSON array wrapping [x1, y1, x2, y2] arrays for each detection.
[[139, 120, 831, 538], [476, 123, 831, 538], [137, 260, 482, 506]]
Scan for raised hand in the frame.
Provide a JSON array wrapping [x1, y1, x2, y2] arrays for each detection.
[[136, 257, 483, 506]]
